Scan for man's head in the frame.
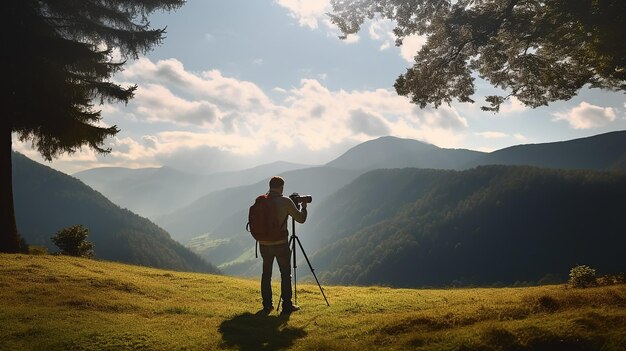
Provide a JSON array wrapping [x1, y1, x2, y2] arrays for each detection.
[[269, 176, 285, 194]]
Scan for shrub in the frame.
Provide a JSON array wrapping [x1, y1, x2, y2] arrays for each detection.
[[51, 225, 94, 258], [28, 246, 49, 255], [569, 265, 597, 288], [597, 273, 626, 286]]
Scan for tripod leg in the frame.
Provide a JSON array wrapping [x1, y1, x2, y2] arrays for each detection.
[[294, 235, 330, 306], [291, 234, 297, 305]]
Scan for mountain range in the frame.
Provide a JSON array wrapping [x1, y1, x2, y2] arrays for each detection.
[[75, 131, 626, 226], [163, 130, 626, 278], [467, 130, 626, 170], [14, 130, 626, 285], [12, 152, 218, 273], [73, 161, 309, 218]]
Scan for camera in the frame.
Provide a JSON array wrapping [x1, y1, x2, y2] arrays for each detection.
[[289, 192, 312, 205]]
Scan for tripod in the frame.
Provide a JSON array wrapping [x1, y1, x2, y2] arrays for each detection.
[[287, 214, 330, 307]]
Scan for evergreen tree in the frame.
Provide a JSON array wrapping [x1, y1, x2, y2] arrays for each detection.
[[1, 0, 185, 252], [329, 0, 626, 111]]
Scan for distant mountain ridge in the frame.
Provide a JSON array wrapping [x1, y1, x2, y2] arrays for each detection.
[[325, 131, 626, 172], [12, 152, 218, 273], [74, 161, 310, 218], [326, 136, 484, 170], [470, 130, 626, 170], [73, 166, 201, 218]]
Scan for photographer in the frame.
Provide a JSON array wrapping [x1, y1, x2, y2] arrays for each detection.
[[259, 176, 307, 314]]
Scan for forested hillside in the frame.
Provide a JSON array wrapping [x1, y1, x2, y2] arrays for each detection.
[[309, 166, 626, 287], [470, 130, 626, 170], [12, 152, 218, 273]]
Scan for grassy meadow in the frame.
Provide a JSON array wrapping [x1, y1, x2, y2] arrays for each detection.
[[1, 253, 625, 350]]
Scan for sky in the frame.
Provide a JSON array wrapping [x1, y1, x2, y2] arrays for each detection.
[[14, 0, 626, 175]]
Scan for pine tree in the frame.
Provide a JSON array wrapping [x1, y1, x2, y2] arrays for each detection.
[[1, 0, 185, 252]]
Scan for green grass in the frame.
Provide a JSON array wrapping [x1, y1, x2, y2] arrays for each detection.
[[1, 254, 625, 350]]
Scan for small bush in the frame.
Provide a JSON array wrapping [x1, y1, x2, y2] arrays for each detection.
[[569, 265, 597, 288], [597, 273, 626, 286], [28, 246, 49, 255], [51, 225, 94, 258]]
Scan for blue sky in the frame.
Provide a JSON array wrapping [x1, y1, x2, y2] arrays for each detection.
[[15, 0, 626, 174]]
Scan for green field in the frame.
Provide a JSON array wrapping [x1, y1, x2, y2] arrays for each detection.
[[1, 254, 625, 350]]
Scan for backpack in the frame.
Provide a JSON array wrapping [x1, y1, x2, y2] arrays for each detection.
[[246, 194, 286, 242]]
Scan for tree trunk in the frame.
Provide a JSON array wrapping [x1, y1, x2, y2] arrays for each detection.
[[0, 122, 21, 252]]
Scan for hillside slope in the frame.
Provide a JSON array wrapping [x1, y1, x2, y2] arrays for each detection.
[[309, 166, 626, 287], [12, 152, 218, 273], [470, 130, 626, 170], [2, 254, 625, 350], [72, 166, 204, 219]]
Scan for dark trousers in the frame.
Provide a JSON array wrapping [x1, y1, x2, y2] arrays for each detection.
[[260, 242, 293, 308]]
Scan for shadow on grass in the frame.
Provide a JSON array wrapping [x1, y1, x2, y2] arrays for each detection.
[[219, 310, 307, 351]]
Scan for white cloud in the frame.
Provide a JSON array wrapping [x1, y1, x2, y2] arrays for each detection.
[[117, 58, 278, 131], [142, 135, 158, 149], [553, 102, 616, 129], [500, 96, 527, 114], [132, 83, 220, 126], [415, 106, 469, 130], [19, 57, 472, 174], [275, 0, 361, 45], [368, 21, 396, 51], [341, 33, 360, 44], [348, 109, 391, 136], [476, 131, 508, 139], [399, 34, 427, 62], [475, 131, 528, 143], [275, 0, 330, 29], [513, 133, 527, 142], [366, 20, 425, 62]]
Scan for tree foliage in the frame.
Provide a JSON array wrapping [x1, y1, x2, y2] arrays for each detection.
[[329, 0, 626, 111], [51, 224, 95, 257], [1, 0, 184, 252], [5, 0, 184, 159]]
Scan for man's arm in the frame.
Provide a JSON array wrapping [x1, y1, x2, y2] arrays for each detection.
[[284, 197, 307, 223]]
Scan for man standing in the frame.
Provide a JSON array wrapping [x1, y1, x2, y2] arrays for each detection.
[[259, 176, 307, 314]]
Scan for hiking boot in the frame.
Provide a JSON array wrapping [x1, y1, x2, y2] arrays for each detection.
[[281, 304, 300, 315]]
